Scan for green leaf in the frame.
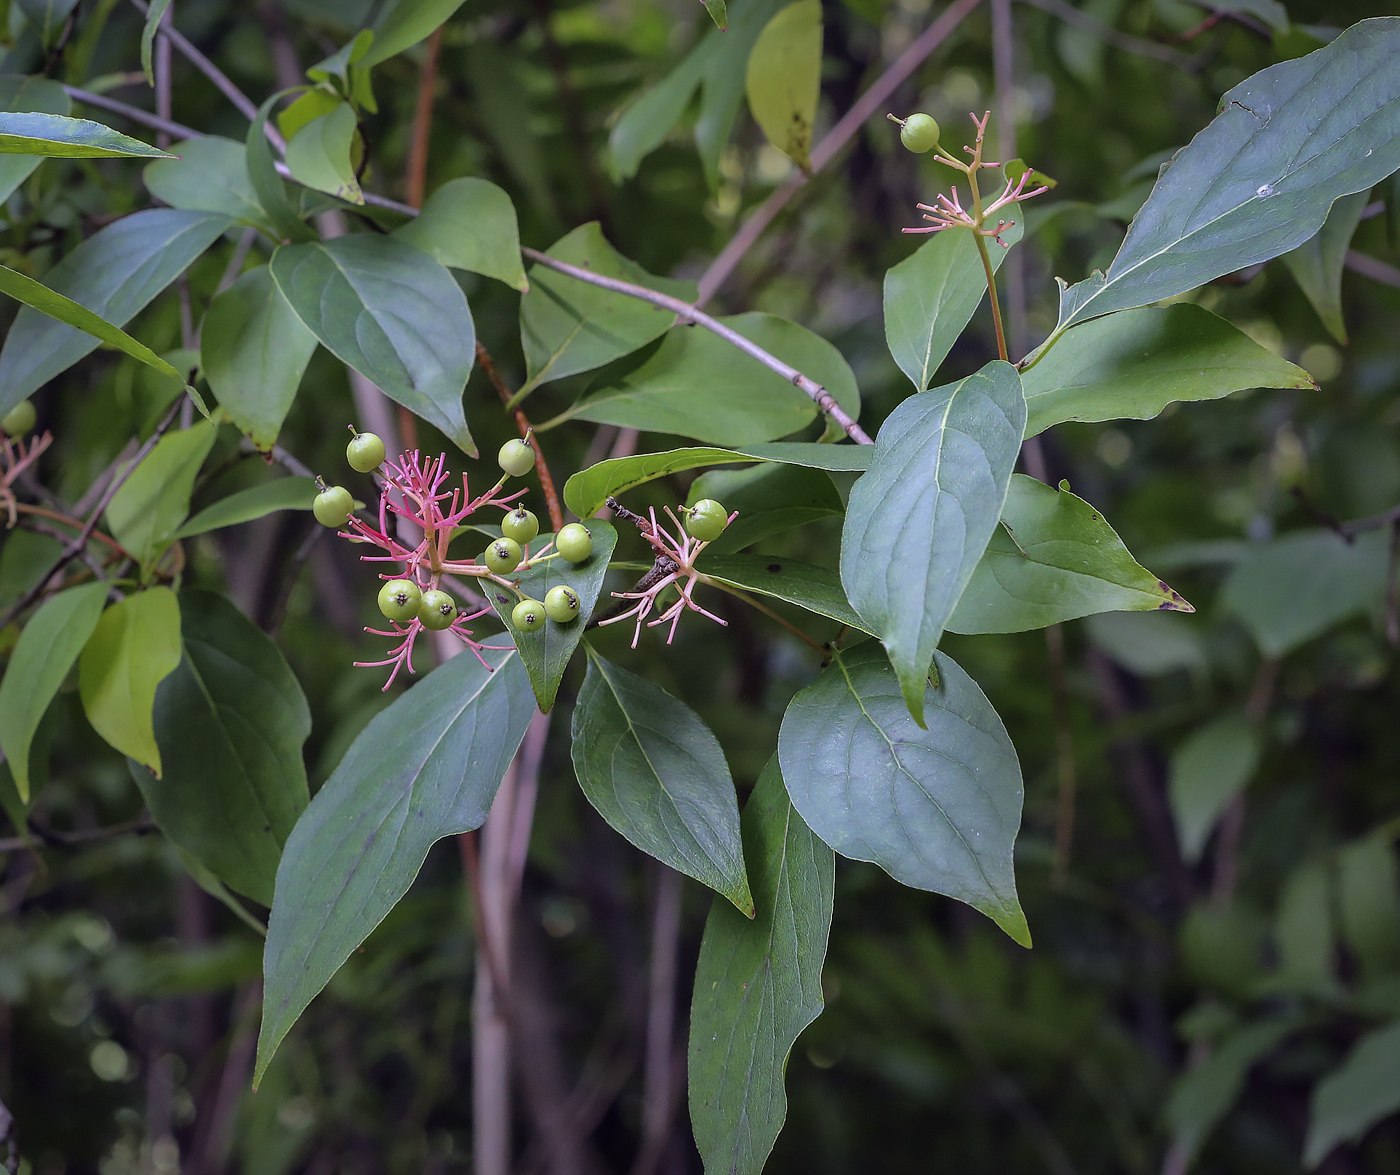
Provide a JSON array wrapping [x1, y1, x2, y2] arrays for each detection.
[[283, 102, 363, 206], [172, 477, 318, 540], [1166, 1020, 1293, 1165], [306, 30, 374, 87], [144, 136, 268, 225], [840, 361, 1025, 722], [1274, 861, 1336, 994], [1337, 834, 1400, 980], [519, 223, 696, 395], [1219, 529, 1389, 657], [1305, 1021, 1400, 1167], [700, 0, 727, 30], [1207, 0, 1288, 34], [140, 0, 173, 84], [1043, 18, 1400, 341], [129, 591, 310, 906], [276, 89, 341, 144], [609, 49, 709, 183], [744, 0, 821, 171], [484, 521, 617, 712], [270, 236, 477, 454], [566, 312, 860, 446], [1167, 714, 1262, 864], [0, 582, 109, 802], [202, 266, 320, 452], [1087, 611, 1208, 677], [689, 757, 833, 1175], [77, 587, 182, 776], [393, 177, 528, 291], [571, 647, 753, 915], [0, 111, 172, 158], [257, 645, 534, 1084], [946, 474, 1193, 635], [105, 420, 217, 566], [16, 0, 80, 48], [0, 209, 233, 415], [779, 642, 1030, 946], [885, 223, 1020, 394], [361, 0, 468, 66], [1021, 304, 1316, 437], [697, 554, 865, 631], [246, 94, 316, 244], [1281, 189, 1370, 344], [0, 76, 70, 206], [687, 462, 844, 555], [563, 443, 873, 519]]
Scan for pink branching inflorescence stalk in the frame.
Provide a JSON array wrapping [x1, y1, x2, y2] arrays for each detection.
[[598, 505, 734, 649], [340, 448, 522, 689], [1, 430, 54, 527]]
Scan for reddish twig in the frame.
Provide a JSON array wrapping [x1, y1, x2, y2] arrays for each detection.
[[477, 341, 566, 531]]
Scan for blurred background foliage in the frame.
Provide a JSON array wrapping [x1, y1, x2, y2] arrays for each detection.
[[2, 0, 1400, 1171]]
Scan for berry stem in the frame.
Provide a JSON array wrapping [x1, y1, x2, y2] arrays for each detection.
[[700, 578, 828, 655]]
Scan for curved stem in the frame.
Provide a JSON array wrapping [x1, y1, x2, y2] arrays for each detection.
[[973, 230, 1009, 363], [701, 579, 828, 654]]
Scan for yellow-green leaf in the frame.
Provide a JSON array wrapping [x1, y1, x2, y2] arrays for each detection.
[[744, 0, 822, 171]]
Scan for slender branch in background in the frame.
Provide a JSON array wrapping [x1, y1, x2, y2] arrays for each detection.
[[1046, 622, 1078, 886], [1210, 658, 1279, 908], [1387, 522, 1400, 647], [704, 579, 829, 655], [214, 226, 258, 297], [1016, 0, 1197, 70], [12, 503, 135, 561], [63, 85, 199, 140], [1345, 249, 1400, 291], [185, 983, 261, 1175], [153, 0, 173, 150], [477, 342, 566, 531], [520, 247, 873, 444], [0, 813, 156, 853], [632, 865, 684, 1175], [0, 1092, 16, 1175], [696, 0, 984, 305], [405, 28, 443, 211], [990, 0, 1031, 363]]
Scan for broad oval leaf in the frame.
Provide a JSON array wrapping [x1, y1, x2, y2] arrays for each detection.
[[0, 209, 233, 411], [697, 553, 865, 632], [779, 642, 1030, 945], [284, 102, 363, 205], [256, 645, 534, 1084], [173, 476, 318, 540], [1281, 188, 1370, 345], [0, 76, 70, 206], [689, 757, 833, 1175], [0, 111, 172, 158], [840, 360, 1025, 721], [129, 591, 310, 906], [78, 587, 182, 776], [571, 646, 753, 915], [519, 223, 696, 395], [1021, 304, 1316, 437], [144, 136, 268, 224], [0, 581, 109, 802], [1046, 17, 1400, 338], [246, 94, 316, 244], [744, 0, 821, 170], [567, 311, 860, 446], [1304, 1020, 1400, 1167], [362, 0, 468, 66], [203, 266, 319, 451], [483, 520, 617, 712], [885, 220, 1021, 394], [393, 177, 528, 291], [1168, 713, 1262, 864], [105, 419, 217, 566], [270, 236, 477, 453], [1336, 835, 1400, 980], [947, 474, 1193, 634]]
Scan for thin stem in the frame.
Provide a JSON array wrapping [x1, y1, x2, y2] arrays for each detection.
[[632, 865, 683, 1175], [405, 27, 443, 211], [477, 341, 566, 531], [1046, 623, 1077, 885], [1016, 0, 1196, 69], [702, 579, 829, 654], [973, 229, 1009, 362], [12, 503, 136, 560]]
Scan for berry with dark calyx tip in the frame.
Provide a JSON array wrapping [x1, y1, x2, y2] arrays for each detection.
[[899, 113, 940, 153], [501, 507, 540, 543], [1, 399, 36, 437], [378, 579, 422, 623], [498, 438, 535, 477], [555, 522, 593, 563], [512, 598, 546, 632], [544, 585, 581, 624], [346, 430, 386, 473], [685, 499, 729, 543], [485, 537, 523, 575], [418, 589, 458, 630], [313, 485, 354, 527]]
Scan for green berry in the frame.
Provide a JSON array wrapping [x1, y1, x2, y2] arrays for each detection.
[[313, 485, 354, 528], [347, 431, 387, 473], [501, 507, 540, 543], [544, 585, 581, 624], [899, 113, 940, 153], [498, 438, 535, 478], [685, 499, 729, 543], [512, 598, 546, 632], [378, 579, 422, 623], [485, 537, 523, 575], [1, 399, 36, 437], [418, 589, 458, 630], [555, 522, 593, 563]]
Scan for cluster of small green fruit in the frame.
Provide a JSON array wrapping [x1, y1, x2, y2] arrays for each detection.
[[1, 399, 36, 438]]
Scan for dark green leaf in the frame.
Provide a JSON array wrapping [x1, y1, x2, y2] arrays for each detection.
[[129, 591, 310, 906], [697, 554, 865, 631], [306, 30, 374, 86], [1273, 861, 1336, 995], [105, 420, 217, 566], [362, 0, 468, 66], [246, 94, 316, 244], [140, 0, 173, 84], [1087, 610, 1208, 677], [256, 645, 535, 1084], [1021, 304, 1316, 437], [393, 177, 528, 291], [689, 757, 833, 1175], [283, 103, 363, 205], [840, 361, 1025, 721], [779, 642, 1030, 946], [571, 646, 753, 915], [485, 521, 617, 712], [1282, 189, 1370, 344], [0, 209, 232, 414], [144, 136, 268, 225], [946, 474, 1193, 634], [519, 223, 696, 395], [1167, 714, 1262, 863], [203, 266, 319, 451], [687, 462, 844, 554], [745, 0, 821, 170], [700, 0, 727, 30], [173, 477, 318, 539], [1337, 834, 1400, 979], [1305, 1021, 1400, 1167], [270, 236, 477, 454], [16, 0, 80, 47], [0, 111, 171, 158], [0, 582, 109, 802], [0, 76, 70, 206]]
